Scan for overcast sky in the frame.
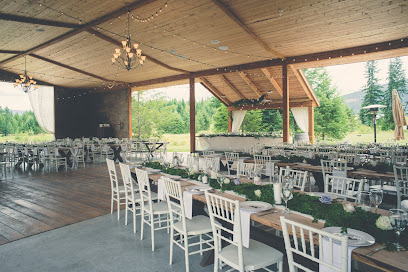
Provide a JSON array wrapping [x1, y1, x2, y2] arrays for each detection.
[[1, 56, 408, 111]]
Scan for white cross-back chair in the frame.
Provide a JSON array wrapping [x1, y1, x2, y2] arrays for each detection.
[[280, 216, 348, 272], [394, 165, 408, 209], [205, 192, 283, 272], [225, 152, 239, 175], [136, 168, 169, 251], [119, 162, 141, 233], [163, 178, 214, 272], [325, 175, 364, 202]]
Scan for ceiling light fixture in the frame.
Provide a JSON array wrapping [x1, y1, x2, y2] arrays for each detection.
[[14, 55, 38, 93], [112, 3, 146, 71]]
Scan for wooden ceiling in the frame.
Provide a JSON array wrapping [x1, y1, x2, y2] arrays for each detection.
[[0, 0, 407, 107]]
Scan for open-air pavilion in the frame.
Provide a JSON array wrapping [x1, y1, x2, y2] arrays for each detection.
[[0, 1, 408, 271]]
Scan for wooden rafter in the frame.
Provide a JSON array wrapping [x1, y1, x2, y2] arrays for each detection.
[[238, 72, 262, 97], [200, 77, 230, 106], [0, 50, 23, 54], [30, 54, 126, 83], [228, 100, 313, 111], [210, 0, 284, 59], [87, 29, 189, 74], [0, 13, 81, 28], [261, 68, 282, 97], [289, 65, 319, 107], [219, 75, 246, 100], [0, 0, 158, 66]]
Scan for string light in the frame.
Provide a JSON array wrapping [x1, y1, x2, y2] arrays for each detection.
[[132, 0, 169, 22]]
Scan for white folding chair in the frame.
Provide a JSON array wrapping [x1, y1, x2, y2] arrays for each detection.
[[325, 175, 364, 202], [106, 158, 127, 220], [394, 165, 408, 209], [163, 178, 214, 272], [280, 216, 348, 272], [225, 152, 239, 175], [205, 192, 283, 272], [136, 168, 169, 251]]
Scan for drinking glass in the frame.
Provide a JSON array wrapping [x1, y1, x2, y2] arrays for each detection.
[[370, 189, 383, 213], [281, 176, 293, 214], [389, 209, 408, 251], [358, 191, 372, 212]]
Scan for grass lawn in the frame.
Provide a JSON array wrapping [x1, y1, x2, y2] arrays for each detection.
[[162, 133, 191, 152], [0, 133, 54, 143], [334, 129, 408, 145]]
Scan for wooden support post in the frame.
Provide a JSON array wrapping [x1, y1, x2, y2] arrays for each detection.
[[128, 88, 132, 139], [308, 106, 314, 144], [282, 62, 290, 143], [228, 109, 232, 132], [190, 78, 196, 152]]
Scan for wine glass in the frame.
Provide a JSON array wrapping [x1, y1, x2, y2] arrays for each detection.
[[370, 189, 383, 213], [281, 176, 293, 214], [358, 191, 372, 212], [389, 209, 408, 251]]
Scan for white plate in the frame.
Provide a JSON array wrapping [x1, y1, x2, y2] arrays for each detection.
[[149, 169, 161, 173], [322, 227, 375, 247], [167, 175, 182, 180], [240, 201, 273, 212], [185, 185, 212, 194], [308, 192, 338, 200]]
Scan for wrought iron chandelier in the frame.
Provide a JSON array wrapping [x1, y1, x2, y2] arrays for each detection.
[[112, 4, 146, 71], [14, 55, 38, 93]]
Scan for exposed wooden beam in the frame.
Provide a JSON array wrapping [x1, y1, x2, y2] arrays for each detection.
[[282, 62, 289, 143], [0, 50, 23, 54], [210, 0, 284, 59], [228, 100, 313, 111], [0, 0, 158, 65], [128, 88, 133, 139], [220, 75, 246, 100], [87, 29, 189, 74], [238, 72, 262, 97], [308, 106, 315, 144], [228, 109, 232, 132], [0, 13, 81, 28], [30, 53, 126, 83], [289, 65, 320, 107], [189, 78, 196, 153], [200, 78, 230, 106], [261, 68, 283, 97]]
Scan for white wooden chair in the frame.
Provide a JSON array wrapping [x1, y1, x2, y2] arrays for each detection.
[[48, 147, 67, 172], [236, 162, 261, 179], [254, 154, 275, 178], [321, 159, 347, 181], [106, 159, 127, 220], [203, 156, 220, 173], [325, 175, 364, 202], [136, 168, 170, 251], [278, 167, 308, 191], [163, 178, 215, 272], [225, 152, 239, 175], [394, 165, 408, 209], [205, 191, 283, 272], [280, 216, 348, 272], [202, 150, 215, 157]]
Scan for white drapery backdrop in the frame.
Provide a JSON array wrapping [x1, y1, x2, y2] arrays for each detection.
[[28, 86, 55, 134], [231, 110, 247, 133], [291, 107, 309, 133]]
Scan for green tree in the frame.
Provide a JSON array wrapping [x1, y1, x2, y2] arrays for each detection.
[[304, 68, 352, 140], [359, 61, 383, 126], [212, 105, 228, 132], [261, 109, 282, 132], [381, 57, 407, 130], [241, 110, 263, 132]]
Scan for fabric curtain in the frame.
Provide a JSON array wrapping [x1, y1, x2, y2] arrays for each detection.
[[291, 107, 308, 133], [28, 86, 55, 134], [231, 110, 247, 133]]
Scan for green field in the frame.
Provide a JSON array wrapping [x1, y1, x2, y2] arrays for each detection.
[[0, 133, 54, 143]]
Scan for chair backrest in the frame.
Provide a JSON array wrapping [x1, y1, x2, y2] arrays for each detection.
[[280, 216, 348, 272], [325, 175, 364, 202], [394, 165, 408, 209], [119, 162, 137, 201], [205, 191, 243, 271], [290, 169, 308, 191], [135, 168, 153, 213], [186, 153, 199, 169], [236, 162, 260, 179], [253, 154, 272, 165], [203, 150, 215, 157], [204, 157, 220, 172], [225, 152, 239, 162], [321, 160, 347, 181], [106, 159, 120, 191], [163, 178, 187, 233]]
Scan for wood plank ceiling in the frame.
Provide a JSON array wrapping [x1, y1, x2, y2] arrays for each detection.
[[0, 0, 407, 107]]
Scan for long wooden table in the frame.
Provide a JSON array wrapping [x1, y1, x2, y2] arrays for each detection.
[[139, 170, 408, 272]]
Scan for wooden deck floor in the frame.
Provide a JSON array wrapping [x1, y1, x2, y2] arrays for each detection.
[[0, 165, 111, 245]]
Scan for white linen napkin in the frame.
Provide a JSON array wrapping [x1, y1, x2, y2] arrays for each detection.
[[233, 208, 256, 248], [319, 237, 357, 272], [157, 177, 166, 201], [183, 191, 195, 219]]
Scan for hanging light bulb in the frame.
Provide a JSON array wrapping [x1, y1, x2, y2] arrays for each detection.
[[14, 55, 38, 93]]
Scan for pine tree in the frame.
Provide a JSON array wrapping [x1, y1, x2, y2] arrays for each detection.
[[381, 57, 407, 130], [359, 61, 383, 126]]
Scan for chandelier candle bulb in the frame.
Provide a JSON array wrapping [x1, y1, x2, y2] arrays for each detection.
[[273, 183, 282, 204]]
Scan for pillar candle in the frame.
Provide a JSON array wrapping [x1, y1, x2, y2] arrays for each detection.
[[202, 175, 208, 184], [273, 182, 282, 205]]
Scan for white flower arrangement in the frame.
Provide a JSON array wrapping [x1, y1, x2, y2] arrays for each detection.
[[370, 160, 377, 167], [198, 175, 202, 181], [376, 216, 393, 230], [254, 189, 262, 198], [224, 178, 230, 184], [210, 171, 218, 179], [190, 170, 195, 175], [169, 163, 174, 168], [343, 203, 355, 213]]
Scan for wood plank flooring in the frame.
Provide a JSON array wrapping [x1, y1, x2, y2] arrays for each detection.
[[0, 165, 112, 245]]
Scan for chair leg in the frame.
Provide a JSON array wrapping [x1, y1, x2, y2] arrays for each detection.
[[117, 196, 120, 220], [111, 193, 114, 214], [169, 228, 174, 265], [184, 234, 190, 272], [199, 234, 203, 255], [279, 260, 283, 272], [151, 214, 155, 251], [140, 211, 145, 240], [125, 202, 128, 225]]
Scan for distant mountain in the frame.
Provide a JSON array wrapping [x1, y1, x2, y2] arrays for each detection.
[[341, 84, 408, 114]]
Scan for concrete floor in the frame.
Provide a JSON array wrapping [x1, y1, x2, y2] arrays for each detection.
[[0, 210, 214, 272]]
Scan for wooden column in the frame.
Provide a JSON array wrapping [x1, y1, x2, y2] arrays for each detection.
[[308, 106, 314, 144], [228, 109, 232, 132], [189, 78, 196, 152], [128, 88, 132, 139], [282, 61, 290, 143]]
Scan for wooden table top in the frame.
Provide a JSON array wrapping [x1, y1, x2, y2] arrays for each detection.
[[141, 169, 408, 272]]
